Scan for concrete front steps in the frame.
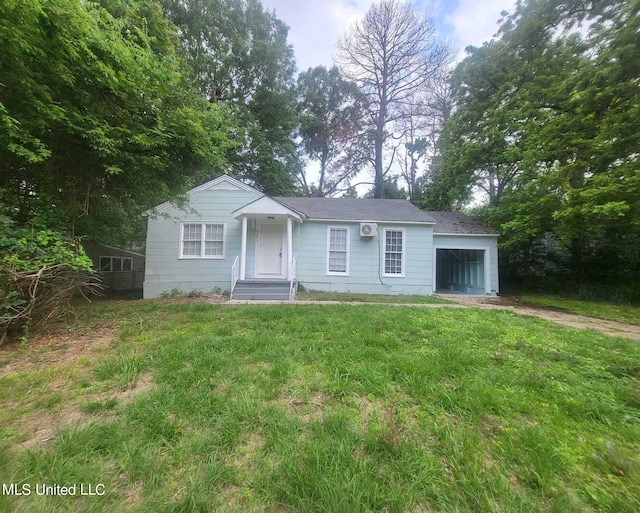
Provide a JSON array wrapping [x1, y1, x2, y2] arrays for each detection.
[[231, 280, 293, 301]]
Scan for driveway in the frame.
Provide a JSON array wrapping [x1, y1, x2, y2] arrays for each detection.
[[439, 295, 640, 341]]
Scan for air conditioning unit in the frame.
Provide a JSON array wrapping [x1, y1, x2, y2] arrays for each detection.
[[359, 222, 378, 237]]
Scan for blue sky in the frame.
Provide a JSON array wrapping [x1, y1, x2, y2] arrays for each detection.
[[260, 0, 517, 72]]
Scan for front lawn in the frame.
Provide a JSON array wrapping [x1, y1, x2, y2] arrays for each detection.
[[519, 295, 640, 325], [1, 301, 639, 512]]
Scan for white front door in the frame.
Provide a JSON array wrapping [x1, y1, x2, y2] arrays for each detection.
[[257, 224, 283, 277]]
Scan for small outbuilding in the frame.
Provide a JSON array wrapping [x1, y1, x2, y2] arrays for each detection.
[[83, 242, 145, 292]]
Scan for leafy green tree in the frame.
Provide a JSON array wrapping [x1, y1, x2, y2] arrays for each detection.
[[435, 0, 640, 285], [296, 66, 365, 196], [0, 0, 234, 246], [364, 177, 407, 199], [162, 0, 299, 195]]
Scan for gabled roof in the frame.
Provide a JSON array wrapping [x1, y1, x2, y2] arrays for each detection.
[[189, 174, 261, 195], [425, 211, 500, 235], [144, 175, 261, 215], [274, 197, 436, 224], [232, 195, 304, 221]]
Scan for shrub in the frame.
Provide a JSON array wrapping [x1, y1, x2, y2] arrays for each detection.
[[0, 225, 100, 344]]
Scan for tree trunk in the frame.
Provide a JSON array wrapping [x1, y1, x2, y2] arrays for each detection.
[[569, 166, 585, 283], [374, 88, 387, 198], [571, 238, 584, 284]]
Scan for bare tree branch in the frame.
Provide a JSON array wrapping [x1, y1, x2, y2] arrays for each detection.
[[337, 0, 453, 198]]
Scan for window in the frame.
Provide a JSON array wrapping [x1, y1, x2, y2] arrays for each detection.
[[327, 227, 349, 275], [383, 229, 405, 277], [99, 256, 133, 272], [180, 223, 225, 258]]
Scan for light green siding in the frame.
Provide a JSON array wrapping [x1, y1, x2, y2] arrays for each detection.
[[143, 189, 260, 298], [296, 222, 434, 295], [144, 182, 499, 298]]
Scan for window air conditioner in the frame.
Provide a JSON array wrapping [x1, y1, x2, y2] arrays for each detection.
[[359, 222, 378, 237]]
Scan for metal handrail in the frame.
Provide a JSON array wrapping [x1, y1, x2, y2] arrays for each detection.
[[289, 256, 297, 300], [230, 255, 239, 299]]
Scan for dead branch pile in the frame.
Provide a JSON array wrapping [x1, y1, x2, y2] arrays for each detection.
[[1, 264, 101, 345]]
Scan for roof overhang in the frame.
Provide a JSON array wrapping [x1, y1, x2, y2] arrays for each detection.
[[232, 196, 305, 222], [434, 232, 500, 237], [305, 218, 434, 225]]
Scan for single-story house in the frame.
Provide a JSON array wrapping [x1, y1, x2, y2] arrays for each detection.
[[83, 242, 145, 291], [143, 175, 499, 300]]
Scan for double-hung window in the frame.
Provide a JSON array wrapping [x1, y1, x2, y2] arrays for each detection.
[[180, 223, 226, 258], [383, 228, 405, 277], [327, 227, 349, 275]]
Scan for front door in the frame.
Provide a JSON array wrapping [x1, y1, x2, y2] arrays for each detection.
[[257, 224, 283, 277]]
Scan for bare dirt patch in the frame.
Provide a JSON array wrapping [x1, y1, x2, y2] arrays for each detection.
[[0, 317, 154, 451], [277, 377, 329, 423], [439, 294, 640, 341], [13, 372, 154, 451], [0, 325, 119, 378]]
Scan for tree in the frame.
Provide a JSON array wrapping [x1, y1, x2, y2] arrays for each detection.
[[0, 0, 234, 246], [337, 0, 451, 198], [437, 0, 640, 287], [296, 66, 365, 196], [162, 0, 299, 195], [364, 177, 407, 199], [396, 68, 453, 204]]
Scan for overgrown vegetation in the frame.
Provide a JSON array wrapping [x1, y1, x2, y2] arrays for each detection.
[[0, 221, 99, 345], [1, 301, 638, 512]]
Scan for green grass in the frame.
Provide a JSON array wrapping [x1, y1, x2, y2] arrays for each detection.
[[296, 290, 453, 304], [519, 295, 640, 325], [1, 300, 639, 512]]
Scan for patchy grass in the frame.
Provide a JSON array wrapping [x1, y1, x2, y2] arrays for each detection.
[[519, 295, 640, 325], [296, 290, 453, 304], [0, 300, 639, 512]]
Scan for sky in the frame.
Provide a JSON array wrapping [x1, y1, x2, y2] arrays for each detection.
[[260, 0, 518, 72]]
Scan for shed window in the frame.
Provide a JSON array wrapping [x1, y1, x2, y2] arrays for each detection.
[[180, 223, 225, 258], [100, 256, 133, 272], [327, 227, 349, 275], [383, 229, 405, 276]]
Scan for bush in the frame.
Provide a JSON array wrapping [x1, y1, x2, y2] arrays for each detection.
[[0, 225, 100, 344]]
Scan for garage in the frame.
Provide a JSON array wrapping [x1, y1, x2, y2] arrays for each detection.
[[426, 211, 500, 296], [436, 248, 486, 294]]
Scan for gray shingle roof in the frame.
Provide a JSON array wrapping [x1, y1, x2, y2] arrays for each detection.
[[274, 197, 436, 223], [424, 211, 500, 235], [272, 198, 498, 235]]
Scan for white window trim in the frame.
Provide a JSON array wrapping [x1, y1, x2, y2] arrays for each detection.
[[326, 226, 350, 276], [99, 256, 133, 272], [382, 228, 406, 278], [178, 222, 227, 259]]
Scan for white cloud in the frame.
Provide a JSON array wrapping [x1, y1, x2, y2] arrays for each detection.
[[263, 0, 519, 70], [262, 0, 376, 72], [444, 0, 515, 54]]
